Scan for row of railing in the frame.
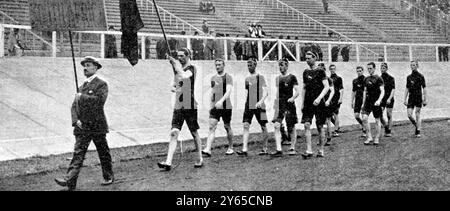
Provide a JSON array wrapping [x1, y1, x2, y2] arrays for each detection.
[[2, 24, 450, 63]]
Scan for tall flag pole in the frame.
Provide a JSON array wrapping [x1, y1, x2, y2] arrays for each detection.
[[152, 0, 172, 56]]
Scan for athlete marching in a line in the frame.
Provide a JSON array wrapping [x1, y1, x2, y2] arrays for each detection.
[[380, 63, 395, 137], [236, 59, 270, 156], [202, 59, 235, 156], [361, 62, 385, 145], [404, 60, 427, 138], [158, 49, 203, 171], [318, 63, 335, 146], [270, 58, 301, 157], [351, 66, 367, 137], [301, 52, 330, 159], [329, 64, 344, 137]]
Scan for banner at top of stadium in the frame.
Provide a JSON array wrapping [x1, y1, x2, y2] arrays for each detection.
[[29, 0, 107, 31]]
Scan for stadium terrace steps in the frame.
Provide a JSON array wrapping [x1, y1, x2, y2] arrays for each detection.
[[210, 0, 373, 41], [105, 0, 245, 36], [0, 0, 30, 25], [328, 0, 448, 43]]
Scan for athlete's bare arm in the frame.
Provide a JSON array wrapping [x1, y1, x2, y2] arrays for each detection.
[[168, 56, 192, 79], [215, 84, 233, 108], [288, 85, 301, 103], [326, 85, 335, 107], [404, 88, 409, 106], [375, 86, 385, 106], [256, 86, 269, 108], [314, 79, 330, 106]]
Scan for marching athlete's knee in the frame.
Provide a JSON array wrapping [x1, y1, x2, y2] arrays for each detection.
[[170, 129, 180, 138], [304, 122, 311, 130], [274, 122, 281, 130], [224, 124, 232, 132], [243, 122, 250, 130]]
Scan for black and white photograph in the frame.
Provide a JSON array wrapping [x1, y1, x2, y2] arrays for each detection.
[[0, 0, 449, 197]]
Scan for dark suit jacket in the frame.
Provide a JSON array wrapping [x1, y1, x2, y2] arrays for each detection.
[[71, 76, 109, 135]]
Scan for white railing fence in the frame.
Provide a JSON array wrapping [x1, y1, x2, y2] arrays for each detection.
[[2, 24, 450, 62]]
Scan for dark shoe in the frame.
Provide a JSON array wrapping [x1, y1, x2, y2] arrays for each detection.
[[364, 139, 373, 145], [335, 128, 343, 133], [281, 140, 291, 146], [236, 150, 248, 157], [287, 149, 297, 156], [270, 150, 283, 157], [301, 153, 314, 160], [324, 140, 331, 146], [258, 149, 268, 156], [384, 133, 392, 137], [101, 178, 114, 186], [201, 150, 211, 157], [194, 161, 203, 168], [332, 131, 340, 137], [157, 162, 171, 171], [316, 150, 324, 158], [54, 178, 68, 187]]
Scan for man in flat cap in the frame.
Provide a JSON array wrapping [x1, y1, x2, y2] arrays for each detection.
[[55, 56, 114, 191]]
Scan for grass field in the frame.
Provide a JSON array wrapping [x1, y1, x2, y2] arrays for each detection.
[[0, 118, 448, 191]]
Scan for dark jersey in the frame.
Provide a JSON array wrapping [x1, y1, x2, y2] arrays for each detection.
[[245, 74, 267, 110], [175, 65, 197, 109], [381, 72, 395, 102], [330, 73, 343, 103], [276, 74, 298, 101], [303, 67, 327, 105], [406, 70, 426, 99], [211, 73, 233, 109], [364, 75, 384, 102], [353, 75, 365, 99]]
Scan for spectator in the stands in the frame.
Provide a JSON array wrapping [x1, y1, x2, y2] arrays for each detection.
[[199, 1, 207, 12], [439, 46, 449, 62], [234, 35, 243, 60], [192, 31, 204, 60], [249, 23, 258, 38], [105, 26, 118, 58], [202, 19, 210, 34], [206, 1, 216, 14], [179, 31, 188, 49], [311, 39, 323, 61], [256, 25, 266, 38], [8, 28, 24, 57], [340, 40, 351, 62], [322, 0, 330, 14], [168, 36, 179, 57], [144, 37, 151, 59], [204, 30, 216, 60], [243, 34, 255, 60], [214, 33, 225, 59], [156, 38, 168, 59], [331, 35, 341, 62], [226, 34, 233, 60]]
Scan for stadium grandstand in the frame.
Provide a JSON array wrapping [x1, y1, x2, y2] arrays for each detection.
[[1, 0, 449, 61]]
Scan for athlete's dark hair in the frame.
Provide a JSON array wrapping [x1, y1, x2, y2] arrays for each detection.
[[329, 64, 336, 69], [367, 62, 376, 69], [215, 59, 225, 65], [381, 62, 388, 68], [356, 66, 364, 71]]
